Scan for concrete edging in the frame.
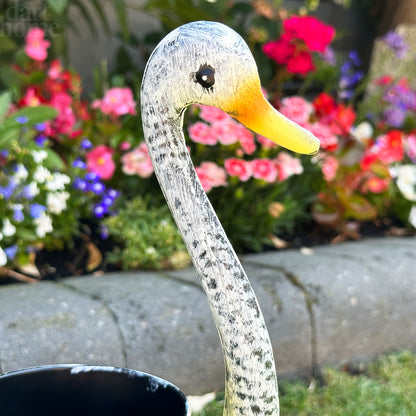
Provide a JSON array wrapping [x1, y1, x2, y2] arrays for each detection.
[[0, 236, 415, 394]]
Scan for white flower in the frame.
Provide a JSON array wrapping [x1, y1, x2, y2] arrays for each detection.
[[24, 182, 40, 198], [409, 205, 416, 228], [33, 166, 52, 183], [31, 150, 48, 163], [2, 218, 16, 237], [45, 173, 70, 191], [34, 212, 53, 238], [351, 121, 374, 143], [14, 164, 28, 182], [47, 191, 70, 214], [0, 247, 7, 266], [390, 164, 416, 202]]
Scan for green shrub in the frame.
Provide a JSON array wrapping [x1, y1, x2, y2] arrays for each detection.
[[103, 196, 190, 270]]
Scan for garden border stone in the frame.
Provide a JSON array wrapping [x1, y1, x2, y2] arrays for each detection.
[[0, 236, 415, 395]]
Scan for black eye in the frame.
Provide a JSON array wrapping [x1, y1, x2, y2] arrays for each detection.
[[195, 64, 215, 89]]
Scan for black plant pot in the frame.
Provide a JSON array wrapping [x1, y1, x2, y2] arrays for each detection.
[[0, 364, 190, 416]]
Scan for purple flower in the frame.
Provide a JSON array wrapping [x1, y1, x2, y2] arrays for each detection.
[[338, 50, 363, 102], [15, 115, 28, 124], [348, 50, 361, 66], [100, 224, 109, 239], [72, 159, 87, 169], [85, 172, 99, 182], [0, 180, 17, 199], [384, 106, 406, 127], [73, 177, 88, 191], [34, 134, 48, 146], [81, 138, 93, 150], [89, 181, 105, 194], [107, 189, 120, 200], [93, 203, 107, 218], [5, 245, 18, 261], [382, 31, 408, 58], [30, 203, 46, 219], [35, 123, 46, 132], [321, 46, 336, 65], [13, 206, 24, 222]]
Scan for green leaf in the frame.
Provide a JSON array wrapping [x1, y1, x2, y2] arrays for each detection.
[[46, 0, 68, 14], [112, 0, 129, 42], [0, 106, 58, 147], [2, 105, 58, 129], [43, 147, 66, 170], [0, 91, 12, 123]]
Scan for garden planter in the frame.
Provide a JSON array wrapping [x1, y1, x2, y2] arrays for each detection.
[[0, 364, 190, 416]]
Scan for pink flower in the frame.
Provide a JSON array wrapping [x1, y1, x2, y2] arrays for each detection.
[[92, 87, 137, 117], [405, 134, 416, 162], [86, 145, 115, 180], [188, 121, 217, 145], [211, 119, 240, 145], [280, 96, 313, 126], [50, 92, 76, 135], [251, 159, 278, 183], [48, 59, 63, 79], [121, 143, 154, 178], [195, 162, 227, 192], [309, 122, 338, 151], [224, 158, 252, 181], [361, 176, 390, 194], [24, 28, 50, 61], [274, 151, 303, 181], [198, 105, 230, 123], [236, 124, 256, 154], [321, 156, 339, 181]]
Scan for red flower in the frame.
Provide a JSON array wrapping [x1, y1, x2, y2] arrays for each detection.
[[313, 93, 337, 117], [262, 33, 295, 65], [287, 50, 315, 75], [18, 87, 44, 107], [50, 92, 76, 135], [86, 145, 115, 180], [330, 104, 356, 136], [284, 16, 335, 53], [360, 130, 404, 169]]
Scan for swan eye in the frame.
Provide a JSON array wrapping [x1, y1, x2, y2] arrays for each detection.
[[195, 64, 215, 90]]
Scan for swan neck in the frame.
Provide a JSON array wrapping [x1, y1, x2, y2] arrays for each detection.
[[141, 91, 279, 415]]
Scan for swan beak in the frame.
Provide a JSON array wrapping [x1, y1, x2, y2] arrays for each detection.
[[226, 89, 320, 155]]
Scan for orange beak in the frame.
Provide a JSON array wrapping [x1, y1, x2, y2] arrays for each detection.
[[224, 81, 320, 155]]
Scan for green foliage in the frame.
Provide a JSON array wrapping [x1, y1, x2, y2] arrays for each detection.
[[103, 196, 190, 270], [195, 351, 416, 416], [0, 0, 129, 66]]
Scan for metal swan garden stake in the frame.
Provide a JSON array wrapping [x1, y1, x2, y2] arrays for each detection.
[[0, 20, 320, 416], [141, 21, 320, 416]]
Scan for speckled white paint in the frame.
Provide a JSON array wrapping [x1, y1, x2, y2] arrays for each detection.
[[141, 21, 279, 416]]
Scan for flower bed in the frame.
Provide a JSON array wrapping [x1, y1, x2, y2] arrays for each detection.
[[1, 9, 415, 282]]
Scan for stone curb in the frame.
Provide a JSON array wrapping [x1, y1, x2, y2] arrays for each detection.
[[0, 236, 415, 395]]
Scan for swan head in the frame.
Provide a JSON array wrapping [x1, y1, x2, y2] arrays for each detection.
[[142, 21, 320, 155]]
